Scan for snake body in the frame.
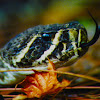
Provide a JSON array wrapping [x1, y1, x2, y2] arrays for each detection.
[[0, 19, 98, 87]]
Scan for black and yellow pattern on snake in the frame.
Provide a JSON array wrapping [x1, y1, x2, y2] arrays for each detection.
[[0, 13, 99, 87]]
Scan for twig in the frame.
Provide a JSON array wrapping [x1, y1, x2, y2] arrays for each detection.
[[2, 94, 16, 97], [66, 86, 100, 89], [0, 69, 100, 83], [1, 86, 100, 92], [0, 88, 22, 91]]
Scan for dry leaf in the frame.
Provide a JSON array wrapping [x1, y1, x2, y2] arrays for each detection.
[[20, 60, 70, 98]]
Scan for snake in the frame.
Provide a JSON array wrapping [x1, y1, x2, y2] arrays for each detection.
[[0, 13, 99, 87]]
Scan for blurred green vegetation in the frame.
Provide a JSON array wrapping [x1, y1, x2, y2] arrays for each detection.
[[0, 1, 100, 99], [0, 0, 100, 47]]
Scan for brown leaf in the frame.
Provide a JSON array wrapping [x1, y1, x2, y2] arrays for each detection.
[[20, 60, 70, 98]]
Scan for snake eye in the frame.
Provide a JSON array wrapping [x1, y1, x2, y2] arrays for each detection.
[[42, 33, 51, 41]]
